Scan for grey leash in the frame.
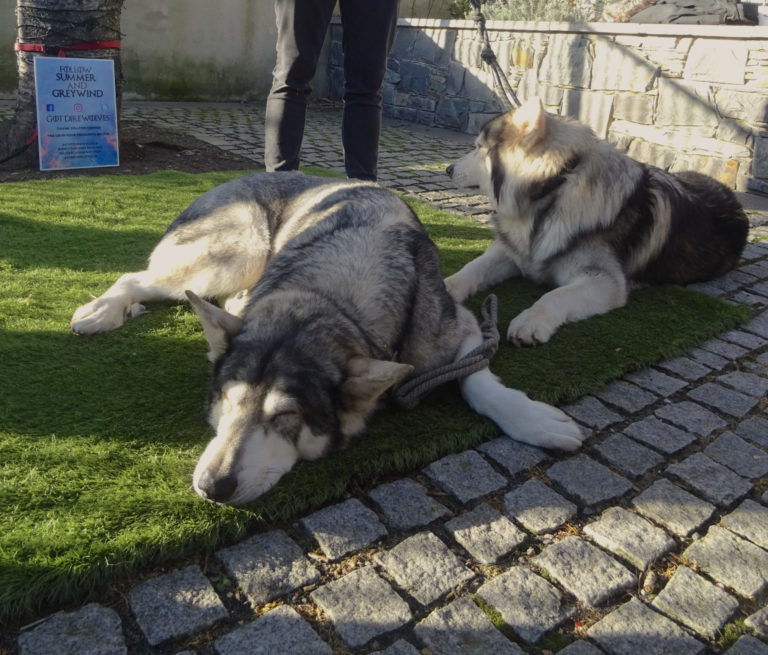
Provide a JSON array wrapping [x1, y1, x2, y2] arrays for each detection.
[[469, 0, 521, 109], [392, 294, 500, 409]]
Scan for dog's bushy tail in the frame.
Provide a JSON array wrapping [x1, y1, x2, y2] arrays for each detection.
[[640, 170, 749, 285]]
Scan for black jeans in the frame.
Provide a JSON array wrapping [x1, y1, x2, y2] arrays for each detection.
[[264, 0, 399, 181]]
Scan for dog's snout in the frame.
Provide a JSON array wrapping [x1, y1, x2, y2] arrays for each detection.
[[446, 164, 455, 178], [197, 470, 238, 503]]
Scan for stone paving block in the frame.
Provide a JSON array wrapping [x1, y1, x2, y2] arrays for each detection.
[[718, 371, 768, 397], [632, 479, 716, 537], [687, 383, 759, 417], [588, 598, 705, 655], [476, 437, 548, 477], [721, 329, 768, 350], [595, 380, 658, 413], [652, 565, 738, 638], [625, 368, 688, 396], [584, 507, 675, 570], [559, 641, 605, 655], [746, 605, 768, 638], [666, 453, 752, 507], [18, 603, 126, 655], [736, 416, 768, 448], [623, 416, 696, 454], [657, 356, 711, 381], [300, 498, 387, 560], [701, 337, 749, 361], [213, 605, 331, 655], [654, 401, 727, 438], [683, 526, 768, 598], [704, 432, 768, 479], [562, 396, 622, 429], [444, 502, 527, 564], [721, 499, 768, 550], [422, 450, 507, 503], [744, 309, 768, 339], [375, 531, 474, 605], [215, 530, 319, 606], [414, 597, 524, 655], [532, 537, 634, 607], [726, 635, 768, 655], [503, 478, 577, 533], [547, 455, 633, 506], [368, 478, 450, 531], [593, 434, 664, 478], [689, 346, 730, 370], [370, 639, 421, 655], [128, 565, 227, 646], [310, 566, 411, 648], [476, 567, 573, 644]]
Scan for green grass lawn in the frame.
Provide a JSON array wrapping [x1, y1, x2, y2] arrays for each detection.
[[0, 170, 748, 624]]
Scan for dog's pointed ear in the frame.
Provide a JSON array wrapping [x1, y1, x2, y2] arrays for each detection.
[[186, 290, 243, 361], [342, 357, 414, 403], [510, 96, 546, 141]]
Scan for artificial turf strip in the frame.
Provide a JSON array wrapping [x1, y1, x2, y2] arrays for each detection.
[[0, 170, 749, 624]]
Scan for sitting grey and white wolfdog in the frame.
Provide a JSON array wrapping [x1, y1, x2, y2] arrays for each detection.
[[72, 172, 582, 505], [446, 97, 749, 346]]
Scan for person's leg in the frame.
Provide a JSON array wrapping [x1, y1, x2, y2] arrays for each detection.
[[264, 0, 336, 171], [337, 0, 399, 180]]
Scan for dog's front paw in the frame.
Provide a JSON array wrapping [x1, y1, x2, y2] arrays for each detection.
[[71, 297, 137, 335], [444, 272, 475, 303], [507, 306, 559, 346], [514, 401, 584, 451]]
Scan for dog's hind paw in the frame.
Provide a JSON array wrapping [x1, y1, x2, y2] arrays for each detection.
[[71, 296, 133, 335]]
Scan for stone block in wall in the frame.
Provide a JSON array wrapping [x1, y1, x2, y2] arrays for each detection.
[[671, 154, 739, 188], [330, 40, 343, 68], [517, 71, 564, 108], [417, 110, 435, 126], [384, 105, 418, 123], [717, 118, 754, 148], [561, 89, 613, 139], [454, 36, 483, 70], [716, 89, 768, 125], [407, 95, 437, 112], [616, 35, 690, 78], [626, 139, 676, 170], [754, 133, 768, 178], [539, 34, 592, 89], [399, 61, 432, 95], [656, 77, 718, 129], [446, 61, 465, 96], [592, 39, 659, 93], [614, 93, 655, 125], [684, 39, 747, 85], [463, 66, 500, 106], [468, 112, 499, 134], [411, 27, 456, 68], [435, 97, 469, 130]]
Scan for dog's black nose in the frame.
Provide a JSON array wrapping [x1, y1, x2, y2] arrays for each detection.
[[446, 164, 454, 178], [197, 471, 237, 503]]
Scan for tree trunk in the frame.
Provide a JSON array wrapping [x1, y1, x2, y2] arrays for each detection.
[[0, 0, 124, 169]]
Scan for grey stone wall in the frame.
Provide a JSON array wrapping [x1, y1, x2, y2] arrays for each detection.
[[324, 19, 768, 191]]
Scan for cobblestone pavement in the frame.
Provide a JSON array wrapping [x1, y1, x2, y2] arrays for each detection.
[[5, 101, 768, 655]]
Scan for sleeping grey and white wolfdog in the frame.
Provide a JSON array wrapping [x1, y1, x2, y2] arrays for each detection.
[[72, 172, 582, 505]]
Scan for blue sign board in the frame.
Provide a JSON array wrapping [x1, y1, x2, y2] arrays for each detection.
[[34, 56, 119, 171]]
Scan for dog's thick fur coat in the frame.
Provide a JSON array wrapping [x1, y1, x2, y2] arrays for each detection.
[[446, 98, 749, 346], [72, 172, 582, 505]]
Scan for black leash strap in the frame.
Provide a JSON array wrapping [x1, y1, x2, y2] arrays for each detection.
[[469, 0, 521, 109], [392, 294, 500, 410]]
